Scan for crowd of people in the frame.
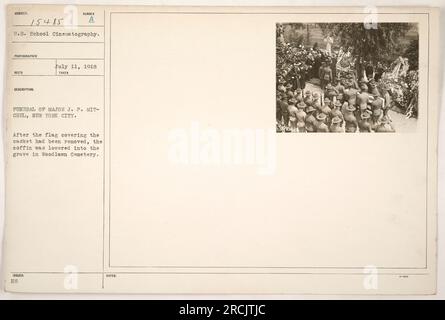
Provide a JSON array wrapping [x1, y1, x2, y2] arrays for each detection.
[[276, 77, 395, 133], [276, 34, 396, 133]]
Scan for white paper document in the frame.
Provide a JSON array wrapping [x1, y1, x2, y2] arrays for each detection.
[[2, 5, 440, 294]]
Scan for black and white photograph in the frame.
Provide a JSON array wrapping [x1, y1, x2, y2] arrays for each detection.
[[276, 23, 419, 133]]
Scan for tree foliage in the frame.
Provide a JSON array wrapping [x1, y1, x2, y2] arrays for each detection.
[[404, 38, 419, 71], [317, 23, 413, 63], [281, 23, 307, 46]]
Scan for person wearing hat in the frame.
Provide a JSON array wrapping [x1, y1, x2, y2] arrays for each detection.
[[347, 88, 359, 107], [330, 100, 344, 126], [343, 105, 358, 133], [304, 90, 313, 106], [285, 82, 293, 92], [374, 61, 385, 82], [341, 101, 349, 114], [287, 90, 295, 99], [279, 94, 289, 127], [296, 101, 307, 133], [276, 93, 283, 124], [358, 111, 373, 132], [325, 83, 338, 101], [299, 64, 309, 90], [321, 98, 332, 121], [359, 83, 369, 94], [329, 116, 344, 133], [375, 116, 395, 133], [313, 100, 323, 116], [305, 105, 317, 133], [292, 62, 301, 91], [357, 83, 370, 115], [323, 97, 331, 107], [371, 108, 383, 131], [358, 102, 370, 120], [320, 62, 333, 90], [277, 76, 287, 92], [335, 78, 346, 95], [344, 81, 358, 107], [346, 71, 359, 89], [312, 91, 321, 103], [285, 63, 297, 91], [336, 92, 344, 104], [365, 61, 375, 81], [287, 98, 299, 132], [370, 93, 384, 118], [288, 97, 298, 105], [368, 79, 381, 97], [295, 88, 304, 102], [315, 113, 329, 132], [358, 76, 368, 87], [312, 93, 322, 111]]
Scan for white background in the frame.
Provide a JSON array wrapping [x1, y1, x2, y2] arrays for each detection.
[[0, 0, 443, 300]]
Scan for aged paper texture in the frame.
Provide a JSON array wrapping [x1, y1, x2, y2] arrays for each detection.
[[2, 5, 440, 294]]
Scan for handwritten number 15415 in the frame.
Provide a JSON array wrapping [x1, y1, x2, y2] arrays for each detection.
[[31, 18, 63, 26]]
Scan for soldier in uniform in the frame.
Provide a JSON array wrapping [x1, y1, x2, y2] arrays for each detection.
[[374, 61, 385, 82], [330, 116, 344, 133], [370, 93, 384, 122], [323, 97, 331, 108], [320, 62, 333, 90], [305, 105, 317, 133], [371, 108, 383, 131], [304, 90, 313, 106], [358, 111, 373, 132], [313, 100, 323, 118], [276, 93, 283, 124], [375, 116, 395, 133], [343, 105, 358, 133], [287, 90, 295, 99], [368, 79, 381, 97], [335, 78, 346, 95], [330, 100, 344, 126], [287, 98, 299, 132], [356, 83, 371, 118], [344, 79, 359, 107], [346, 72, 359, 90], [337, 92, 345, 104], [299, 64, 309, 90], [277, 77, 287, 93], [321, 98, 332, 124], [292, 62, 301, 91], [365, 61, 374, 80], [296, 101, 307, 133], [325, 83, 339, 102], [341, 101, 349, 115], [316, 113, 329, 132], [285, 81, 293, 93], [295, 88, 304, 102], [312, 92, 321, 107], [279, 94, 289, 127]]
